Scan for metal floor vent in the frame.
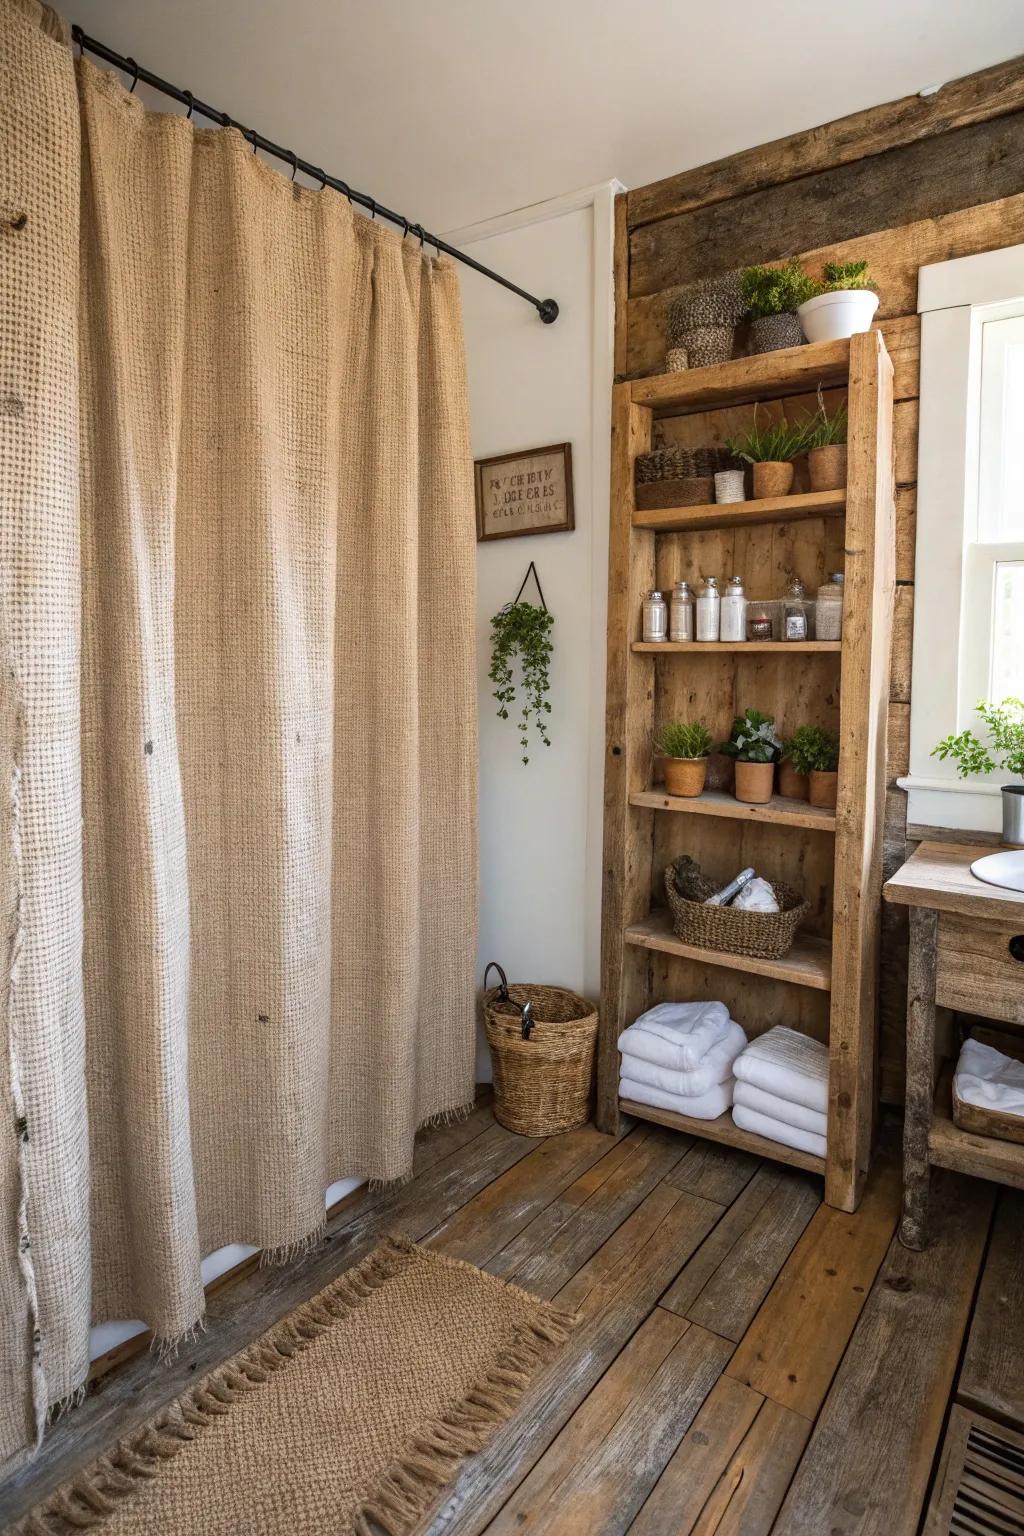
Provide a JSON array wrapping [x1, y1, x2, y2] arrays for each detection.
[[926, 1405, 1024, 1534]]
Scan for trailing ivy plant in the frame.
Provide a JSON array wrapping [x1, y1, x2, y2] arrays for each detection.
[[489, 601, 554, 764]]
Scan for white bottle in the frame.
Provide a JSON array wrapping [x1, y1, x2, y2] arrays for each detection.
[[642, 590, 668, 643], [670, 580, 695, 642], [695, 576, 721, 642], [720, 574, 747, 643]]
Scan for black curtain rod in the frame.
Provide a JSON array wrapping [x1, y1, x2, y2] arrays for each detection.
[[70, 26, 560, 325]]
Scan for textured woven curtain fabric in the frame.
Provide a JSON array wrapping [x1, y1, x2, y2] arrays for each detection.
[[0, 0, 478, 1467]]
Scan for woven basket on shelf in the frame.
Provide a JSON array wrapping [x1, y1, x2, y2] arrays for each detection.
[[664, 858, 809, 961], [483, 963, 598, 1137]]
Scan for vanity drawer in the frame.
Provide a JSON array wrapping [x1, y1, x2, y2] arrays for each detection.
[[936, 914, 1024, 1025]]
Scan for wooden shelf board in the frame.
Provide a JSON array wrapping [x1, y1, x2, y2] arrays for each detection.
[[630, 787, 837, 832], [632, 640, 842, 655], [633, 489, 845, 533], [630, 338, 851, 416], [929, 1063, 1024, 1189], [624, 909, 832, 991], [619, 1097, 826, 1177]]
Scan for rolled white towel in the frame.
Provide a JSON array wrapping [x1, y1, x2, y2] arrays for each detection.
[[733, 1027, 828, 1115], [733, 1101, 827, 1159], [733, 1080, 827, 1139], [617, 1000, 732, 1073], [955, 1037, 1024, 1118], [619, 1076, 733, 1122], [619, 1020, 747, 1098]]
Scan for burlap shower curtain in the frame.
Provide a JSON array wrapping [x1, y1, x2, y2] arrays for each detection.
[[0, 0, 478, 1468]]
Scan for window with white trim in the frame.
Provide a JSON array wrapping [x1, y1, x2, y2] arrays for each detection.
[[903, 247, 1024, 834]]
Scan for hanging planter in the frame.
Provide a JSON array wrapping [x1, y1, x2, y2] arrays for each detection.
[[488, 562, 554, 765]]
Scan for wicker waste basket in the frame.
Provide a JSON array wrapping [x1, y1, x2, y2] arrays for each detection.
[[483, 962, 599, 1137]]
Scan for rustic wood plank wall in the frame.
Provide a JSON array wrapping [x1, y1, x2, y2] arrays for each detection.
[[615, 56, 1024, 1100]]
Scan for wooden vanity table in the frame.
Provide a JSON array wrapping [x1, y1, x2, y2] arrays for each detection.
[[884, 842, 1024, 1249]]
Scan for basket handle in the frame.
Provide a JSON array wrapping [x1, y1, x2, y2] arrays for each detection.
[[483, 961, 535, 1041]]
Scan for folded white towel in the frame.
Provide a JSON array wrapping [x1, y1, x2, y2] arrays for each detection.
[[617, 1001, 732, 1072], [733, 1101, 827, 1159], [733, 1027, 828, 1115], [955, 1037, 1024, 1118], [619, 1021, 747, 1098], [733, 1080, 827, 1138], [619, 1076, 733, 1122]]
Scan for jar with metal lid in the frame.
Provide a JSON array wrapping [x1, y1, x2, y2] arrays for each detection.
[[720, 574, 747, 643], [670, 580, 695, 642], [695, 575, 721, 642], [816, 575, 844, 640], [642, 590, 668, 643]]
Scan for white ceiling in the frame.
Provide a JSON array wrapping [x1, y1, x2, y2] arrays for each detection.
[[70, 0, 1024, 234]]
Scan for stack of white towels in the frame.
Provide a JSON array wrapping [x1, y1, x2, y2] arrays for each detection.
[[618, 1002, 747, 1121], [732, 1026, 829, 1158]]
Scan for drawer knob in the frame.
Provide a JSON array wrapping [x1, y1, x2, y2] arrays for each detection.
[[1009, 935, 1024, 963]]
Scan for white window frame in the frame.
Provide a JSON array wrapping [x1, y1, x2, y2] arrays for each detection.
[[902, 244, 1024, 833]]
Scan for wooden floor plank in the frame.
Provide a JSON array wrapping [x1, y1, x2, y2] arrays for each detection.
[[664, 1139, 762, 1206], [428, 1121, 628, 1266], [690, 1398, 812, 1536], [484, 1307, 692, 1533], [422, 1186, 726, 1535], [660, 1166, 782, 1319], [726, 1158, 901, 1419], [957, 1186, 1024, 1431], [772, 1170, 995, 1536], [488, 1323, 732, 1535], [487, 1126, 692, 1295], [677, 1169, 822, 1342], [628, 1375, 764, 1536]]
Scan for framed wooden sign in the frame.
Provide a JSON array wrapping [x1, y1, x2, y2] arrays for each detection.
[[474, 442, 574, 542]]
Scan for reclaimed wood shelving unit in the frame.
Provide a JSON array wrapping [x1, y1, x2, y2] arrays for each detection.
[[598, 332, 895, 1212]]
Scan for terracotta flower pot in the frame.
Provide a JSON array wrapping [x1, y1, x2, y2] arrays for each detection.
[[809, 769, 839, 809], [778, 760, 809, 801], [752, 461, 794, 499], [664, 757, 707, 798], [807, 444, 847, 492], [734, 760, 775, 805]]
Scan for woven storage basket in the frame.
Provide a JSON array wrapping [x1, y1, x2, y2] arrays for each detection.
[[635, 446, 696, 484], [664, 859, 809, 961], [483, 963, 598, 1136], [635, 475, 714, 511]]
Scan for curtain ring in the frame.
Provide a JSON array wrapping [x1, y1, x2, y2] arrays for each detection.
[[183, 90, 195, 121], [337, 180, 352, 204], [126, 56, 139, 93], [416, 224, 426, 249], [246, 129, 258, 154], [316, 167, 327, 190], [368, 198, 376, 221], [401, 217, 409, 240], [220, 110, 232, 129], [289, 150, 298, 181]]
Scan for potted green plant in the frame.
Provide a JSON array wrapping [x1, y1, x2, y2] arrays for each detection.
[[741, 261, 816, 354], [488, 600, 554, 764], [797, 260, 879, 343], [784, 724, 840, 807], [800, 388, 848, 493], [726, 408, 808, 500], [932, 698, 1024, 844], [655, 720, 712, 798], [718, 708, 783, 804]]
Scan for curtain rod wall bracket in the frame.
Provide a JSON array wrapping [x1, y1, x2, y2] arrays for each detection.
[[70, 24, 561, 325]]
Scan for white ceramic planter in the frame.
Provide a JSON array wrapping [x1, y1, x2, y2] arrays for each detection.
[[797, 289, 879, 344]]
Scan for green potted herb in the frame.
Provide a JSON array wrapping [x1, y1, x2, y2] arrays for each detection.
[[797, 260, 879, 343], [488, 601, 554, 764], [784, 724, 840, 808], [801, 387, 848, 492], [932, 698, 1024, 844], [655, 720, 713, 798], [718, 708, 783, 804], [726, 408, 808, 500], [741, 261, 816, 354]]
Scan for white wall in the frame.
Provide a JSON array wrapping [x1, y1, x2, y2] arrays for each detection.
[[445, 184, 619, 1077]]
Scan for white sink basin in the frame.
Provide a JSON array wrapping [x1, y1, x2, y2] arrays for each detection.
[[971, 849, 1024, 894]]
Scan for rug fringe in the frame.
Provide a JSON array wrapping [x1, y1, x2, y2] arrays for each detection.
[[16, 1235, 423, 1535]]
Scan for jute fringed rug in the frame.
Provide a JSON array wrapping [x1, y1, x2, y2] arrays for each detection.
[[20, 1237, 573, 1536]]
